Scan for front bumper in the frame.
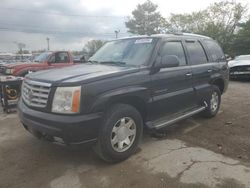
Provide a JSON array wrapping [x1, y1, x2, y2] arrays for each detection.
[[18, 99, 103, 145]]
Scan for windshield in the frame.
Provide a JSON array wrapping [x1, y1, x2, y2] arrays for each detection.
[[235, 55, 250, 61], [89, 38, 158, 66], [34, 52, 52, 63]]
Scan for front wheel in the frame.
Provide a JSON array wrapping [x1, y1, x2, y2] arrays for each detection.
[[202, 85, 221, 118], [93, 104, 143, 163]]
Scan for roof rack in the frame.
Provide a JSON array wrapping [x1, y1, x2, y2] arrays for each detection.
[[182, 33, 211, 39], [172, 31, 183, 35], [164, 31, 211, 39]]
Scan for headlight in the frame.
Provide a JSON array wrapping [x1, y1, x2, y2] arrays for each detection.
[[5, 68, 14, 74], [52, 86, 81, 114]]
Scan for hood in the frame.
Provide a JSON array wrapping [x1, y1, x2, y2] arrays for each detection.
[[4, 61, 38, 68], [26, 63, 140, 85], [228, 60, 250, 68]]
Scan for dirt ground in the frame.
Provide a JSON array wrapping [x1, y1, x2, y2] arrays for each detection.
[[0, 80, 250, 188]]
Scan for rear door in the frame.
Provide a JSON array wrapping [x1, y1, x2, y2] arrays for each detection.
[[203, 39, 228, 91], [149, 40, 195, 120], [184, 39, 212, 105]]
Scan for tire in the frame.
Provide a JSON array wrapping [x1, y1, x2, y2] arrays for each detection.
[[202, 85, 221, 118], [93, 103, 143, 163]]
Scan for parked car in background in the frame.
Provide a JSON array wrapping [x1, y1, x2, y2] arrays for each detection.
[[18, 33, 229, 162], [14, 54, 33, 62], [0, 60, 5, 73], [73, 55, 87, 64], [2, 51, 80, 76], [228, 55, 250, 79]]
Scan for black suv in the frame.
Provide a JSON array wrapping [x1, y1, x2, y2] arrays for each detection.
[[18, 33, 229, 162]]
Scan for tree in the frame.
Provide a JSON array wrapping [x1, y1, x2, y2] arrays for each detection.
[[82, 40, 106, 57], [125, 0, 166, 35], [167, 11, 207, 33], [231, 19, 250, 55], [167, 1, 247, 53]]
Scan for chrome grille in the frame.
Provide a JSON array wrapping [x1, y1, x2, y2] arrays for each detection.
[[230, 65, 250, 72], [22, 79, 51, 108]]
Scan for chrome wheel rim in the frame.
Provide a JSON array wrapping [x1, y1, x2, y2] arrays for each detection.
[[110, 117, 136, 152], [210, 92, 219, 112]]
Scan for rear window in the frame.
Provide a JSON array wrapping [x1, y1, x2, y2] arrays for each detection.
[[204, 40, 225, 62], [185, 41, 208, 65]]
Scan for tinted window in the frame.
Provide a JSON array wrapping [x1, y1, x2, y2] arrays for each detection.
[[55, 52, 69, 63], [160, 41, 187, 66], [204, 40, 225, 62], [186, 41, 207, 65]]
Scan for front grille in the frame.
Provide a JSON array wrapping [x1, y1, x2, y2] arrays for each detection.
[[230, 65, 250, 72], [22, 79, 51, 108]]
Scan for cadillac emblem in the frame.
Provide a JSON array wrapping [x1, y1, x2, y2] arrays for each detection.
[[27, 89, 33, 102]]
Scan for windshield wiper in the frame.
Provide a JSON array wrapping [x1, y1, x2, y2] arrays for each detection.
[[99, 61, 126, 65]]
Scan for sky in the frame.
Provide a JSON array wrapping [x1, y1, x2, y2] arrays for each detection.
[[0, 0, 249, 52]]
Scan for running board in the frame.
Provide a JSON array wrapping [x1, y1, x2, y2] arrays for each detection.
[[146, 106, 206, 130]]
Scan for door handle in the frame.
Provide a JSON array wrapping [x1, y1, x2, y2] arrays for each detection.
[[207, 69, 212, 73], [185, 73, 192, 77]]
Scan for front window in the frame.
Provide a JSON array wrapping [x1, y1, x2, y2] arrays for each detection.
[[89, 38, 158, 66], [160, 41, 187, 66], [34, 52, 52, 63]]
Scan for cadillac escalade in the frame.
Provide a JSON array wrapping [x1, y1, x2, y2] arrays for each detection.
[[18, 33, 229, 162]]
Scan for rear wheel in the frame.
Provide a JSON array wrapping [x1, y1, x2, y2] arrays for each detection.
[[93, 104, 143, 163], [202, 85, 221, 118]]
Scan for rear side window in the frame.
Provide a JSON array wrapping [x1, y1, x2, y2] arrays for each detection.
[[160, 41, 187, 66], [204, 40, 225, 62], [185, 41, 208, 65]]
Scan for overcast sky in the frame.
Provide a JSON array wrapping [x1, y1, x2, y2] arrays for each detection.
[[0, 0, 249, 52]]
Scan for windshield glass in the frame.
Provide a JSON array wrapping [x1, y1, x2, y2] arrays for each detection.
[[34, 52, 52, 63], [235, 55, 250, 61], [89, 38, 158, 66]]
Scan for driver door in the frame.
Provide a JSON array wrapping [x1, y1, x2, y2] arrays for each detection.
[[149, 40, 195, 120]]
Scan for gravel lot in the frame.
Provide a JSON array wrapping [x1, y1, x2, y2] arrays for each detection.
[[0, 80, 250, 188]]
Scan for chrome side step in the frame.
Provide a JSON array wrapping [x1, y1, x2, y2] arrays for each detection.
[[147, 106, 206, 130]]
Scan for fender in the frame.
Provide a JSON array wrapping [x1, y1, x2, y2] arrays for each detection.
[[90, 86, 151, 112], [210, 72, 223, 83]]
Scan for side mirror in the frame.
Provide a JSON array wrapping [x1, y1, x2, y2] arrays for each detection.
[[48, 58, 55, 65], [225, 54, 232, 61], [48, 55, 55, 64], [162, 55, 180, 68], [80, 55, 86, 63], [156, 55, 180, 69]]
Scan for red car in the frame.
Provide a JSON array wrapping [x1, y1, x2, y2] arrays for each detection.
[[3, 51, 78, 76]]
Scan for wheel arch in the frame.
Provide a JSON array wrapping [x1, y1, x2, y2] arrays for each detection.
[[211, 78, 225, 94], [107, 96, 147, 121]]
